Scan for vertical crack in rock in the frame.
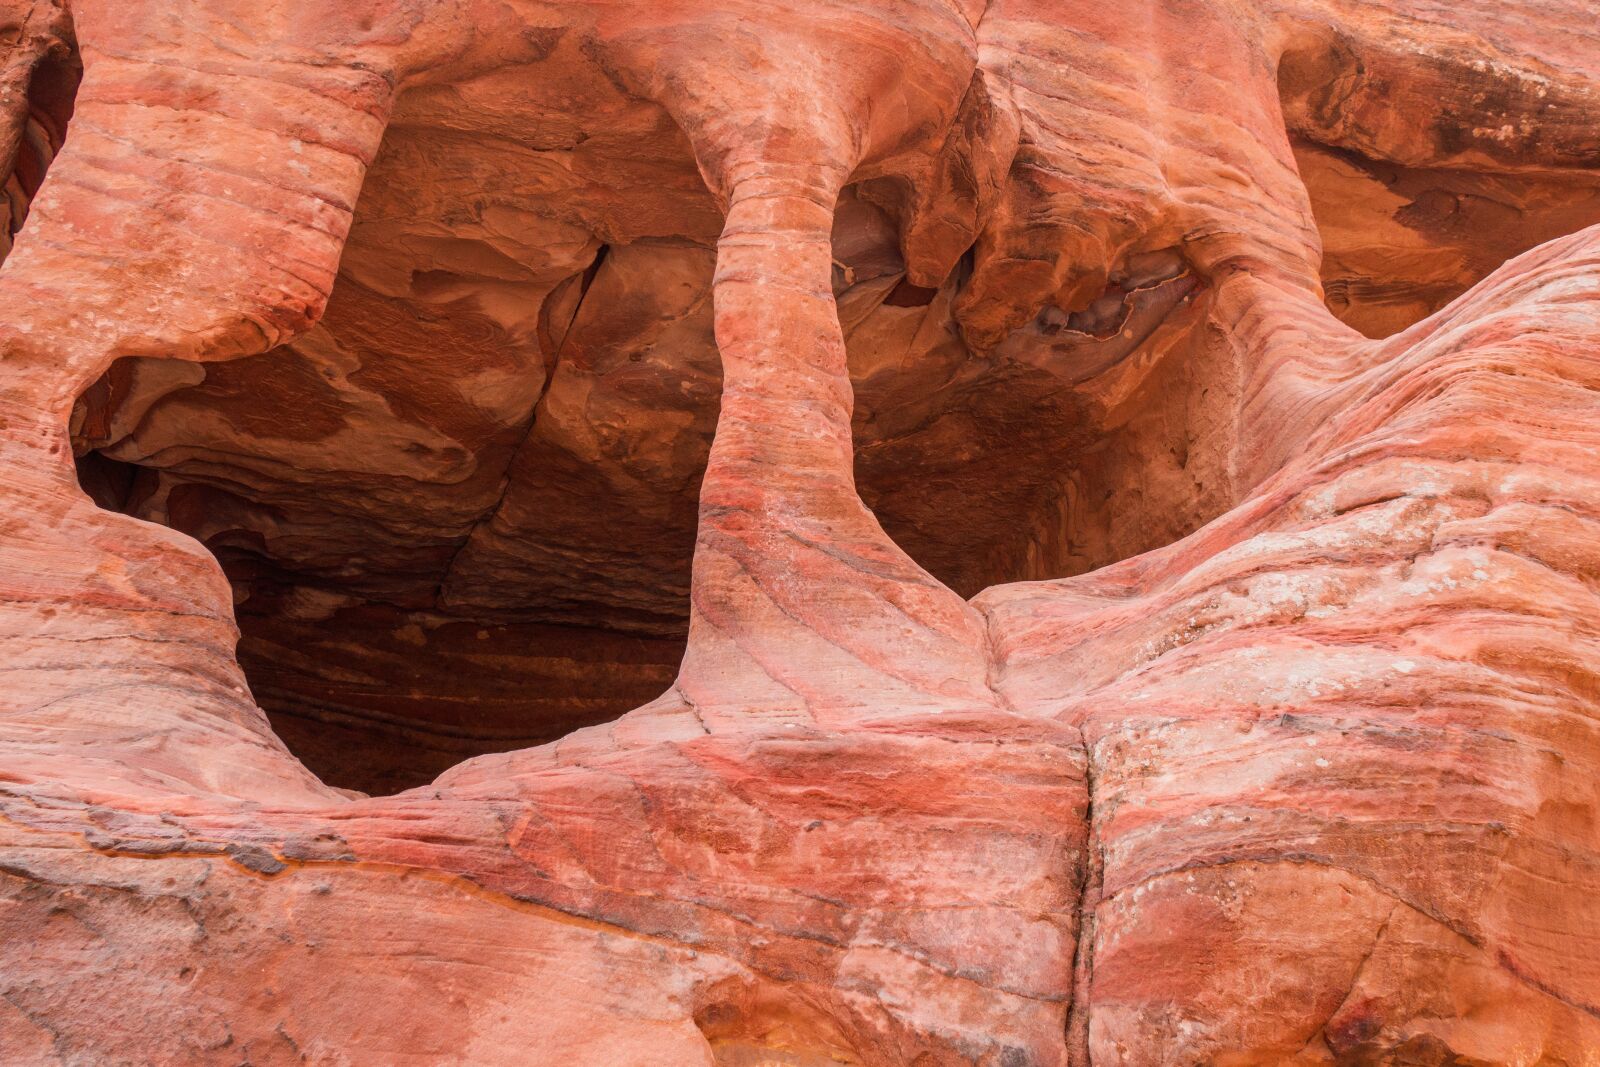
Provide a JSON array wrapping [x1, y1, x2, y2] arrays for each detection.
[[1065, 724, 1101, 1067], [433, 242, 612, 606], [1299, 901, 1398, 1059]]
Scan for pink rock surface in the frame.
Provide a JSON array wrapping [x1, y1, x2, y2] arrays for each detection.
[[3, 0, 1600, 1063]]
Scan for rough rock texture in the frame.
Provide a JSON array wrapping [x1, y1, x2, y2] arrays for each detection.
[[3, 0, 1600, 1063]]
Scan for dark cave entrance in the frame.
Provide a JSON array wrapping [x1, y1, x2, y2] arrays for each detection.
[[71, 353, 692, 797]]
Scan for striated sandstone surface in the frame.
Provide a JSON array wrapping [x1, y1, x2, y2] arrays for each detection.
[[3, 0, 1600, 1063]]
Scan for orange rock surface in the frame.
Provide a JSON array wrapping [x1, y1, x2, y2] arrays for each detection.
[[3, 0, 1600, 1063]]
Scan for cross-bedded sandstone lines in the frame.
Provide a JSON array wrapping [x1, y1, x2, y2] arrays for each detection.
[[0, 0, 399, 807], [981, 225, 1600, 1060], [5, 0, 1600, 1064]]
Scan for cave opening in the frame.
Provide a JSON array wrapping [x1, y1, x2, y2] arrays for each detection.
[[1278, 37, 1600, 339], [0, 39, 79, 264], [71, 348, 694, 798]]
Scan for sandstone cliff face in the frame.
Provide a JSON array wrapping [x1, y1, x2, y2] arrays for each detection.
[[3, 1, 1600, 1063]]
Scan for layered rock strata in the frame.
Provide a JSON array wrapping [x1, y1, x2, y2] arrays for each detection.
[[3, 0, 1600, 1063]]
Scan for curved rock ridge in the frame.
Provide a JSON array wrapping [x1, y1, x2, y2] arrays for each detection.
[[3, 0, 1600, 1063]]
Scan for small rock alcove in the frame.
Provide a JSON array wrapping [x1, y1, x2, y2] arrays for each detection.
[[70, 348, 694, 796]]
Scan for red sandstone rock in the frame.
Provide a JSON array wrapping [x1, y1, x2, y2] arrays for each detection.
[[3, 0, 1600, 1063]]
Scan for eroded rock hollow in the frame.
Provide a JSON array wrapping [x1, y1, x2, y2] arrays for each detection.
[[4, 0, 1600, 1063]]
